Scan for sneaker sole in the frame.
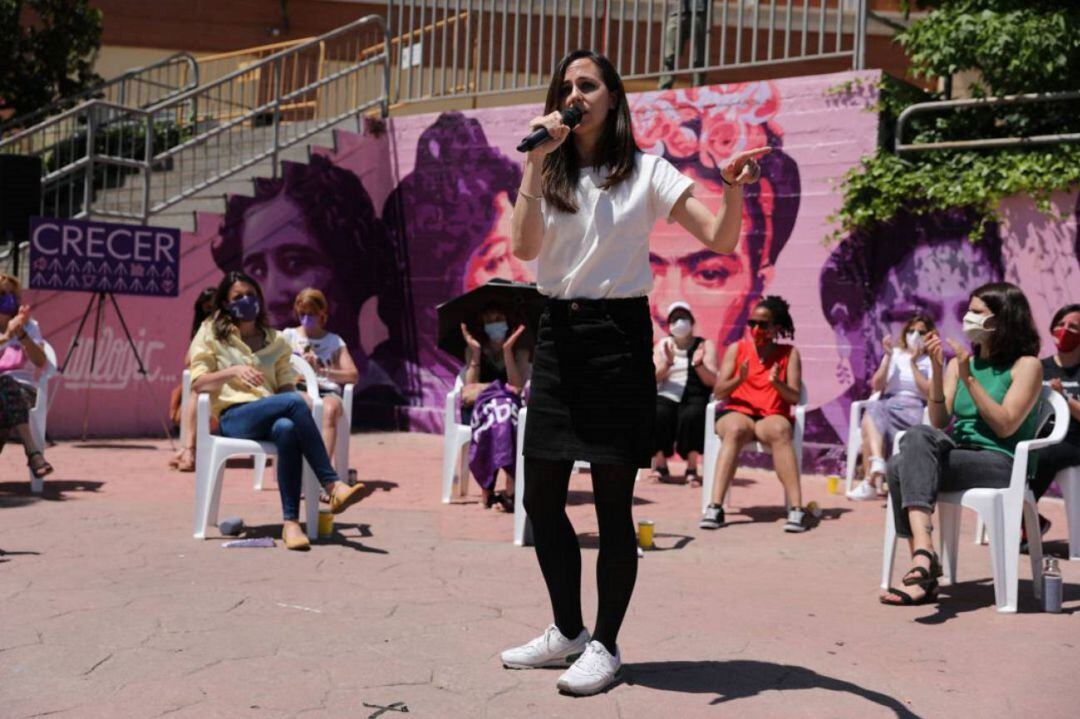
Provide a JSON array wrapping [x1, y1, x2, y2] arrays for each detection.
[[502, 651, 583, 670], [783, 524, 808, 533], [556, 668, 623, 696], [699, 522, 722, 530]]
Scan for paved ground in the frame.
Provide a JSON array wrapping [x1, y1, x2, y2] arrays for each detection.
[[1, 432, 1078, 719]]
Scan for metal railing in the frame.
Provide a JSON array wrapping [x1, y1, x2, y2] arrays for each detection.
[[0, 15, 389, 225], [894, 90, 1080, 155], [386, 0, 867, 103], [0, 52, 199, 138]]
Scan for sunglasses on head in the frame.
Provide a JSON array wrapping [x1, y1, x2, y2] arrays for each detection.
[[746, 319, 771, 329]]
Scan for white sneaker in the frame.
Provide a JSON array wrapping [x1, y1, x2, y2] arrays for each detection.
[[501, 625, 589, 669], [846, 479, 878, 501], [556, 640, 622, 696]]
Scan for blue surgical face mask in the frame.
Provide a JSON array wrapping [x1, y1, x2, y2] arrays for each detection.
[[0, 293, 17, 316], [226, 294, 260, 322], [299, 313, 319, 330], [484, 321, 509, 342]]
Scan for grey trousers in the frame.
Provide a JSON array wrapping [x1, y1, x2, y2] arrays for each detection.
[[886, 424, 1013, 538], [658, 10, 708, 89]]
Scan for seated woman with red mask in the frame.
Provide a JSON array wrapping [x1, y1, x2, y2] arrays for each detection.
[[700, 295, 807, 533]]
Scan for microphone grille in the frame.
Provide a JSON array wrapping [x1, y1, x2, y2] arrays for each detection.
[[562, 105, 583, 128]]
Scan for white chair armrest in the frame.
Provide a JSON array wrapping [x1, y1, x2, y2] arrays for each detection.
[[197, 393, 212, 438], [289, 355, 324, 427]]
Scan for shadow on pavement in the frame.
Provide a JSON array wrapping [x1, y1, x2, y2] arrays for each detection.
[[914, 577, 1080, 623], [0, 479, 105, 504], [625, 659, 923, 718], [0, 548, 41, 563], [73, 443, 159, 451], [576, 531, 694, 552], [567, 490, 652, 507], [241, 522, 389, 554]]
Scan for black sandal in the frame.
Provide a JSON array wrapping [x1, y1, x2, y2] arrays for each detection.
[[880, 581, 939, 606], [27, 451, 54, 479], [494, 492, 515, 512], [902, 548, 942, 587], [685, 468, 701, 487]]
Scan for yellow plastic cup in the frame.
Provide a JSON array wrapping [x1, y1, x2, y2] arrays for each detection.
[[638, 520, 655, 549], [826, 475, 840, 494], [317, 511, 334, 538]]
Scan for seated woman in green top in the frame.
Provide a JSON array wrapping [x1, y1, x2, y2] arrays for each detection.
[[881, 282, 1043, 606]]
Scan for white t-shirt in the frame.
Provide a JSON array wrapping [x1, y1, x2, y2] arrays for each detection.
[[0, 319, 44, 387], [537, 153, 694, 299], [657, 338, 691, 402], [885, 347, 931, 398], [281, 326, 347, 393]]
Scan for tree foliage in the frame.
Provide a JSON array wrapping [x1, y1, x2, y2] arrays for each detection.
[[0, 0, 103, 121], [830, 1, 1080, 242]]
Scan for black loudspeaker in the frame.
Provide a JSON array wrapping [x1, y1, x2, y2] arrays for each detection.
[[0, 154, 43, 246]]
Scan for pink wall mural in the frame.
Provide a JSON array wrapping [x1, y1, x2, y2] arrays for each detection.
[[21, 69, 1080, 474]]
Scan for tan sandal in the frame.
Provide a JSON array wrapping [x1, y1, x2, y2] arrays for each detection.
[[329, 482, 374, 514], [282, 523, 311, 551]]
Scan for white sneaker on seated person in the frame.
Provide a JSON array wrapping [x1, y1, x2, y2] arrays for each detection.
[[846, 479, 879, 501]]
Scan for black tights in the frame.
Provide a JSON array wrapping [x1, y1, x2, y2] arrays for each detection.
[[523, 457, 639, 655]]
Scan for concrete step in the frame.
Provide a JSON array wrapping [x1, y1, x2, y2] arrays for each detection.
[[88, 116, 357, 225]]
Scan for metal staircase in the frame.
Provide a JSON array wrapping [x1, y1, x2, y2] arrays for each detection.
[[0, 15, 389, 229]]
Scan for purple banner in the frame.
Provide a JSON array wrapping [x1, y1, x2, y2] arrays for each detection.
[[28, 217, 180, 297]]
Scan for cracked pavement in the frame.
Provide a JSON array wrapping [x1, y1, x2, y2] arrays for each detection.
[[2, 432, 1078, 718]]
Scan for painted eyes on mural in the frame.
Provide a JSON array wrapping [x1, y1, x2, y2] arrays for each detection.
[[278, 249, 314, 275], [242, 255, 268, 281], [690, 261, 732, 288]]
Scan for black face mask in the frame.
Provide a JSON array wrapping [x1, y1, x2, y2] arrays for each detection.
[[226, 295, 260, 322]]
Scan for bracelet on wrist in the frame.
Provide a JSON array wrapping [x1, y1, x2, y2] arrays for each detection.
[[518, 188, 540, 201], [719, 173, 733, 187], [929, 396, 945, 403]]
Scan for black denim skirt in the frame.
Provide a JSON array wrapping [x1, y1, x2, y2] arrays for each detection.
[[523, 296, 657, 467]]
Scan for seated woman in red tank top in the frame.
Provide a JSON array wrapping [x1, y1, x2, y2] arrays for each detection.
[[700, 296, 807, 533]]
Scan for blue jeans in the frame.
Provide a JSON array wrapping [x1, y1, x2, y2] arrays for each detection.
[[219, 393, 338, 521]]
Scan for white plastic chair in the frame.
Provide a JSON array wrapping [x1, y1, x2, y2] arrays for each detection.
[[192, 355, 324, 540], [513, 404, 590, 546], [183, 368, 269, 489], [27, 341, 58, 494], [441, 373, 472, 504], [844, 391, 882, 495], [1057, 466, 1080, 561], [183, 364, 351, 489], [881, 387, 1068, 613], [333, 382, 355, 483], [700, 384, 808, 513]]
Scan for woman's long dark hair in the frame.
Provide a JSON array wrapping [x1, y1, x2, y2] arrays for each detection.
[[542, 50, 639, 213], [972, 282, 1040, 366], [190, 287, 217, 340], [211, 271, 270, 341]]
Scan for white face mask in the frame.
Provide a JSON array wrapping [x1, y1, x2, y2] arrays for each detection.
[[484, 321, 509, 342], [906, 331, 924, 352], [670, 318, 693, 339], [962, 311, 994, 344]]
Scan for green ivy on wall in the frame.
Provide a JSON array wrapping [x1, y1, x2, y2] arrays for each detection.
[[829, 1, 1080, 243]]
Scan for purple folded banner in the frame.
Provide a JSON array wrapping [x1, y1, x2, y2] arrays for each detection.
[[28, 216, 180, 297]]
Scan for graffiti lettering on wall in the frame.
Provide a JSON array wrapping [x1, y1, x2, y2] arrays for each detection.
[[61, 326, 168, 391]]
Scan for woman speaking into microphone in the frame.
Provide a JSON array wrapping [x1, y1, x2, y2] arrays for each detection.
[[502, 49, 767, 695]]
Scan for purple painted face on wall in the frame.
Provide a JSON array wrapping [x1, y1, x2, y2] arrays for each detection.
[[821, 209, 1005, 396], [238, 194, 341, 329]]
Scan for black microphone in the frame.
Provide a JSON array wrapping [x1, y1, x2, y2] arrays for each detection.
[[516, 105, 583, 153]]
